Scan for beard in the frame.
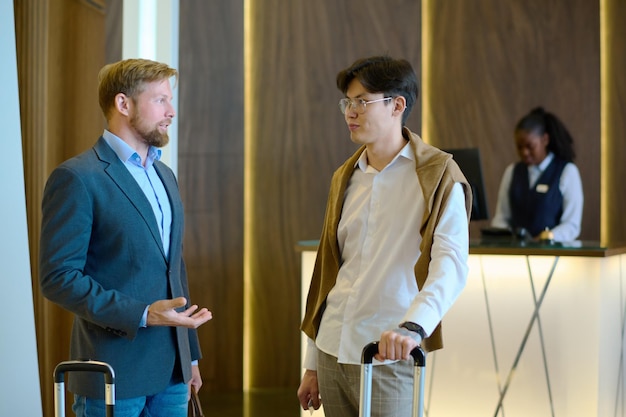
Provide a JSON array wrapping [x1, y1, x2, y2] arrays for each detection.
[[129, 111, 170, 148]]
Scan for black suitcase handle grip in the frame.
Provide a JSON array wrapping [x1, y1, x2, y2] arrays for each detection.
[[53, 360, 115, 417], [54, 360, 115, 384], [360, 342, 426, 417], [361, 341, 426, 366]]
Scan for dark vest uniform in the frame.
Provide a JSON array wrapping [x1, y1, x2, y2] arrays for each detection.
[[509, 158, 568, 237]]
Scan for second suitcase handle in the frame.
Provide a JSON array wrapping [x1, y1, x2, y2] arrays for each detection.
[[359, 341, 426, 417]]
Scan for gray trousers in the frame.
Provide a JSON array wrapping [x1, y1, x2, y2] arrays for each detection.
[[317, 349, 415, 417]]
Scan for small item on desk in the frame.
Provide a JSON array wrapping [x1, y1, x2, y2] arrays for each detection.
[[480, 226, 515, 243], [538, 227, 555, 244], [514, 227, 529, 241]]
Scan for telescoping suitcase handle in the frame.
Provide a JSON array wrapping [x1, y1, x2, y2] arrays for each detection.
[[359, 341, 426, 417], [53, 360, 115, 417]]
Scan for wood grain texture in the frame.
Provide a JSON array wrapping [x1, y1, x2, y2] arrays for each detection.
[[425, 0, 601, 240], [15, 1, 107, 415], [104, 0, 122, 64], [246, 0, 421, 387], [14, 5, 64, 415], [178, 1, 245, 391], [604, 0, 626, 243]]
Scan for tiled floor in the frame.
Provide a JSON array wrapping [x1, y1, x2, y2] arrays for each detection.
[[199, 388, 301, 417]]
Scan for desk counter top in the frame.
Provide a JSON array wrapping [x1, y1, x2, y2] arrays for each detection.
[[296, 239, 626, 257]]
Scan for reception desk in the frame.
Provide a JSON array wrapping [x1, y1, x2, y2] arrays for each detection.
[[297, 239, 626, 417]]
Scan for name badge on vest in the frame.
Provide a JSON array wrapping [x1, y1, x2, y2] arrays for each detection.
[[536, 184, 549, 193]]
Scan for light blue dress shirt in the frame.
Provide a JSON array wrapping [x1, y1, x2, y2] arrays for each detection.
[[102, 130, 172, 256], [102, 130, 172, 328]]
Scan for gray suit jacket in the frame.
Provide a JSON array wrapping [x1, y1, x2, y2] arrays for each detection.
[[40, 137, 201, 399]]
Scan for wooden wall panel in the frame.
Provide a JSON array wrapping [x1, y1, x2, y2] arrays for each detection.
[[425, 0, 601, 240], [246, 0, 422, 387], [16, 1, 107, 415], [605, 0, 626, 243], [104, 0, 122, 64], [48, 0, 107, 157], [178, 1, 245, 391], [14, 3, 57, 414]]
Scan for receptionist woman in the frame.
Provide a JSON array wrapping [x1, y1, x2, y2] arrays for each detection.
[[491, 107, 583, 242]]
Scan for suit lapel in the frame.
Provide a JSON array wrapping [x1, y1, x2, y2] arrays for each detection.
[[93, 137, 167, 261], [154, 160, 183, 263]]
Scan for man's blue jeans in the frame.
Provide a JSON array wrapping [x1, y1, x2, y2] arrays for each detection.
[[72, 381, 188, 417]]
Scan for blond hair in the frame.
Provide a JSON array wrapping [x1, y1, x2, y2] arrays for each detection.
[[98, 58, 178, 119]]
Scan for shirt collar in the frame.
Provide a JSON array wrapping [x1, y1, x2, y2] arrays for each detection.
[[102, 130, 162, 167], [355, 141, 413, 172], [531, 152, 554, 172]]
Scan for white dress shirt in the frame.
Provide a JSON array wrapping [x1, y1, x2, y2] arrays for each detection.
[[304, 143, 468, 368], [491, 152, 583, 242]]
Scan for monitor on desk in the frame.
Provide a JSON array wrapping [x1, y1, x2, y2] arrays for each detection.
[[444, 147, 490, 221]]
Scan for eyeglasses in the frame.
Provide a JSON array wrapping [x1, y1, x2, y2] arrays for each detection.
[[338, 97, 392, 114]]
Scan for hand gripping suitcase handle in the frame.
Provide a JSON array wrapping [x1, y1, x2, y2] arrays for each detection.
[[361, 341, 426, 366], [53, 360, 115, 417], [360, 342, 426, 417]]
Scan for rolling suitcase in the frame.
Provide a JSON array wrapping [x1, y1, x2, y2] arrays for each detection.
[[53, 360, 116, 417], [359, 341, 426, 417]]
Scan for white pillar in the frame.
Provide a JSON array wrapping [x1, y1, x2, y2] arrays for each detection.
[[123, 0, 180, 175], [1, 1, 43, 416]]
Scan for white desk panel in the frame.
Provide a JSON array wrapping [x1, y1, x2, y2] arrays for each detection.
[[299, 244, 626, 417]]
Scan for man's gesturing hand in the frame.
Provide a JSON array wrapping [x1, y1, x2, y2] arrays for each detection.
[[147, 297, 212, 328]]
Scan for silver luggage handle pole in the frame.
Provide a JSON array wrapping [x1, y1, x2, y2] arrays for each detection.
[[411, 346, 426, 417], [53, 360, 115, 417], [359, 342, 379, 417], [359, 342, 426, 417]]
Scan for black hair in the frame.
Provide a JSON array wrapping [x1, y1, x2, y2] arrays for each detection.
[[336, 55, 418, 125], [515, 107, 576, 162]]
